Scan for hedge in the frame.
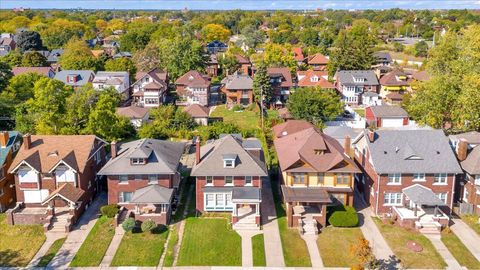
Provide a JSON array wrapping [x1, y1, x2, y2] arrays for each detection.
[[100, 204, 120, 218]]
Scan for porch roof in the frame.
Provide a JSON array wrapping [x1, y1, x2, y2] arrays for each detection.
[[281, 185, 332, 203], [232, 187, 261, 203], [130, 185, 173, 204], [41, 183, 84, 205], [402, 184, 445, 206]]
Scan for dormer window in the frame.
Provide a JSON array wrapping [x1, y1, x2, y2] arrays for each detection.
[[223, 154, 237, 168], [353, 76, 365, 83], [310, 76, 319, 82], [131, 158, 146, 165], [67, 74, 78, 83], [314, 149, 324, 155]]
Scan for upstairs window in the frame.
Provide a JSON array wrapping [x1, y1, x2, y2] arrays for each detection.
[[119, 175, 129, 183], [475, 175, 480, 186], [148, 175, 157, 184], [206, 176, 213, 185], [223, 155, 237, 168], [336, 173, 349, 185], [292, 173, 305, 184], [413, 173, 426, 182], [225, 176, 233, 185], [245, 176, 252, 186], [310, 76, 319, 82], [388, 173, 401, 184], [434, 173, 448, 184]]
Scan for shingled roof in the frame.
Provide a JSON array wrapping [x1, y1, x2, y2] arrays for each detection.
[[221, 73, 253, 90], [175, 70, 211, 88], [183, 104, 210, 118], [272, 120, 315, 138]]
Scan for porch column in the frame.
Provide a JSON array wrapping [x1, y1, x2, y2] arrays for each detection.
[[233, 203, 238, 216], [414, 203, 418, 217], [434, 206, 438, 216], [255, 203, 260, 215], [286, 202, 293, 227]]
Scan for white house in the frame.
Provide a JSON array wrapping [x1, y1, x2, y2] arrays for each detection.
[[131, 68, 168, 108], [92, 71, 130, 99]]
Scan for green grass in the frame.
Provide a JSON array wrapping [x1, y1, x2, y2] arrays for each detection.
[[0, 213, 46, 267], [177, 218, 241, 266], [252, 234, 266, 266], [210, 105, 279, 131], [162, 225, 179, 267], [70, 216, 116, 266], [317, 227, 364, 267], [111, 226, 169, 266], [36, 237, 66, 267], [441, 231, 480, 269], [461, 215, 480, 236], [353, 108, 365, 117], [373, 218, 446, 269]]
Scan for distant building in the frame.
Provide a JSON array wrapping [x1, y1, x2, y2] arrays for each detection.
[[334, 70, 379, 106], [54, 70, 95, 89], [12, 67, 55, 78], [206, 40, 228, 54], [116, 106, 150, 128], [93, 71, 130, 99], [131, 68, 168, 108]]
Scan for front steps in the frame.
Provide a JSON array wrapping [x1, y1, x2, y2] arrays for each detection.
[[300, 217, 318, 235], [49, 214, 71, 233], [416, 220, 442, 234], [233, 214, 260, 231]]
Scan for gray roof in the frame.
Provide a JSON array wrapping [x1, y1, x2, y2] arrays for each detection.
[[461, 146, 480, 175], [403, 184, 445, 206], [323, 126, 361, 146], [363, 92, 379, 97], [130, 184, 173, 204], [191, 134, 267, 177], [365, 129, 462, 174], [98, 139, 185, 175], [449, 131, 480, 145], [242, 138, 262, 150], [54, 70, 94, 87], [369, 105, 408, 118], [221, 73, 253, 90], [374, 51, 392, 63], [232, 187, 261, 202], [48, 49, 63, 63], [335, 70, 379, 86]]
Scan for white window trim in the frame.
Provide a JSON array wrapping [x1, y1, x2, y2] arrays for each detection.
[[223, 159, 235, 168], [387, 173, 402, 185], [412, 173, 426, 182], [205, 176, 213, 186], [245, 176, 253, 186], [119, 175, 129, 185], [224, 176, 234, 186], [433, 173, 448, 185], [383, 192, 403, 206]]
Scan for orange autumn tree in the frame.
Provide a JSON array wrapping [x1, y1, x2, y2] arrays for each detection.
[[349, 236, 378, 270]]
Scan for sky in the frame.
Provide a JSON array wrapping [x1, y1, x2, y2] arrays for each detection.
[[1, 0, 480, 10]]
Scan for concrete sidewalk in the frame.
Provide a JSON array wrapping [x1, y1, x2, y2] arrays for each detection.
[[100, 225, 125, 267], [302, 234, 323, 268], [237, 230, 262, 267], [424, 234, 463, 270], [27, 232, 67, 267], [450, 218, 480, 261]]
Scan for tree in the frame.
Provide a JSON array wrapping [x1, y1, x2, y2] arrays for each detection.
[[0, 51, 22, 68], [61, 84, 99, 135], [138, 105, 196, 139], [104, 58, 137, 82], [21, 51, 47, 67], [252, 64, 273, 104], [201, 24, 231, 42], [453, 74, 480, 131], [59, 38, 99, 71], [350, 236, 377, 270], [15, 31, 43, 52], [287, 87, 343, 125], [0, 62, 13, 92], [218, 52, 240, 76], [2, 72, 42, 103], [40, 18, 86, 49], [262, 43, 297, 73], [132, 42, 161, 72], [393, 42, 404, 52], [414, 40, 429, 57]]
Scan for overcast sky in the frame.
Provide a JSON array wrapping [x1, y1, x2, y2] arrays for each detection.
[[1, 0, 480, 10]]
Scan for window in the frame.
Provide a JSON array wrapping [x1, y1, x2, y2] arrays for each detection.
[[18, 167, 37, 183], [245, 176, 252, 186], [224, 159, 235, 168], [206, 194, 215, 206], [216, 194, 224, 206], [118, 192, 133, 203], [206, 176, 213, 185], [388, 173, 401, 185], [225, 176, 233, 185], [0, 188, 4, 197], [148, 175, 157, 184], [336, 173, 349, 185], [317, 173, 324, 185], [119, 175, 128, 183], [475, 175, 480, 186], [225, 193, 232, 206], [434, 173, 448, 184], [384, 193, 402, 205], [131, 158, 145, 165], [292, 173, 305, 184], [413, 173, 426, 182], [436, 193, 448, 204], [0, 167, 4, 180], [464, 189, 469, 202], [95, 150, 102, 164]]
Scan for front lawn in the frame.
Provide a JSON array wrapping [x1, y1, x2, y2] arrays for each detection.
[[111, 226, 169, 266], [177, 217, 241, 266], [373, 218, 446, 269], [461, 215, 480, 235], [441, 230, 480, 269], [317, 227, 364, 267], [70, 216, 115, 266], [0, 213, 46, 267], [37, 237, 66, 267], [210, 105, 279, 131], [252, 233, 266, 266]]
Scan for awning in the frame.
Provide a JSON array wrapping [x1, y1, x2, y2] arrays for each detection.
[[402, 184, 445, 206], [232, 187, 261, 203], [130, 185, 173, 204], [281, 185, 332, 203], [41, 183, 84, 205]]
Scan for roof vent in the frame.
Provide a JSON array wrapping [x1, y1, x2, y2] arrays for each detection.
[[436, 151, 440, 154], [395, 147, 399, 153], [48, 151, 58, 157], [188, 75, 194, 81]]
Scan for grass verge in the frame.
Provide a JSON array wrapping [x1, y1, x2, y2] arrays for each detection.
[[162, 225, 178, 267], [317, 227, 364, 267], [441, 230, 480, 269], [252, 233, 266, 266], [36, 237, 66, 267], [461, 215, 480, 235]]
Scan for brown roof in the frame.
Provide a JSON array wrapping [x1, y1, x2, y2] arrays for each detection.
[[278, 108, 293, 120], [380, 70, 409, 87], [12, 67, 53, 77], [386, 92, 404, 101], [411, 70, 430, 82], [235, 54, 251, 65], [91, 49, 105, 58], [272, 120, 314, 138], [307, 53, 329, 65], [462, 146, 480, 175], [134, 67, 168, 84], [274, 127, 360, 174], [144, 81, 163, 90], [281, 185, 332, 203], [297, 70, 335, 88], [267, 67, 293, 88], [9, 135, 103, 174], [116, 106, 149, 119], [175, 70, 211, 88], [183, 104, 210, 118], [293, 47, 304, 61], [43, 183, 85, 204]]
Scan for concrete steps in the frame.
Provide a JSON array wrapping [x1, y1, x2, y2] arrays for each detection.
[[49, 214, 71, 233], [417, 221, 441, 234], [301, 218, 318, 235]]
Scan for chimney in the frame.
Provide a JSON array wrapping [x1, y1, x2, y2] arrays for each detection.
[[111, 141, 117, 159], [0, 131, 9, 148], [367, 130, 375, 143], [344, 135, 351, 157], [195, 137, 201, 165], [457, 139, 468, 161], [23, 134, 31, 150]]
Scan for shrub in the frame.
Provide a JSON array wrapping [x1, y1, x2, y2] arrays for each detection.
[[122, 217, 136, 232], [141, 219, 157, 233], [328, 205, 359, 227], [232, 104, 243, 111], [100, 204, 120, 218]]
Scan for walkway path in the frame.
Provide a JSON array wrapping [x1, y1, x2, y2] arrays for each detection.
[[237, 230, 262, 267], [450, 218, 480, 261], [260, 178, 285, 267], [47, 193, 107, 269], [424, 234, 463, 270], [100, 225, 125, 267], [172, 183, 194, 266], [302, 234, 324, 268], [27, 232, 67, 267]]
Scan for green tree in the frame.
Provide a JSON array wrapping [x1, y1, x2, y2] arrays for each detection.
[[104, 57, 137, 82], [0, 51, 22, 68], [453, 75, 480, 131], [138, 105, 196, 139], [414, 40, 429, 57], [15, 31, 43, 52], [59, 38, 99, 71], [2, 72, 43, 103], [287, 87, 343, 125], [201, 24, 231, 42], [218, 52, 240, 76], [0, 62, 13, 92], [263, 43, 297, 72], [21, 51, 47, 67], [61, 84, 99, 135], [252, 64, 273, 104]]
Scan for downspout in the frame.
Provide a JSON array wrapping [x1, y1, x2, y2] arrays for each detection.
[[375, 174, 381, 216]]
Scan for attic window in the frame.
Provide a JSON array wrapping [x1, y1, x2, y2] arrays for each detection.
[[48, 151, 58, 157], [223, 154, 237, 168], [353, 76, 365, 83], [314, 149, 324, 155], [131, 158, 146, 165], [188, 75, 194, 81]]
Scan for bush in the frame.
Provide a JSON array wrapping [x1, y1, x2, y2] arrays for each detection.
[[141, 219, 157, 233], [328, 205, 359, 227], [122, 217, 136, 232], [100, 204, 120, 218], [232, 104, 243, 111]]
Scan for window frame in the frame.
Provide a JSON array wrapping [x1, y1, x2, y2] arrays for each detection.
[[387, 173, 402, 185], [119, 175, 129, 184], [206, 176, 213, 185], [412, 173, 426, 182], [224, 176, 233, 186], [292, 173, 305, 184], [434, 173, 448, 185], [384, 192, 402, 206], [336, 173, 350, 185], [148, 174, 157, 184]]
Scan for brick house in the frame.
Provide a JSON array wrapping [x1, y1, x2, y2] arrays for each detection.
[[98, 139, 185, 225], [0, 131, 22, 212], [274, 124, 360, 233], [131, 68, 169, 108], [191, 135, 268, 229], [206, 54, 219, 77], [297, 70, 335, 89], [220, 72, 254, 106], [365, 105, 409, 128], [353, 130, 463, 232], [306, 53, 329, 71], [334, 70, 379, 106], [267, 67, 294, 107], [175, 70, 211, 107], [235, 54, 253, 76], [7, 135, 106, 232]]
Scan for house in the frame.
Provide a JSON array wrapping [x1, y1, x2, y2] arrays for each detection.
[[334, 70, 379, 106], [297, 70, 335, 89], [116, 106, 150, 128], [113, 51, 132, 59], [221, 72, 254, 105], [306, 53, 329, 70], [206, 54, 219, 77], [353, 130, 463, 232], [12, 67, 55, 78], [0, 131, 22, 212], [236, 54, 252, 76], [272, 120, 315, 138], [54, 70, 95, 89], [0, 34, 16, 56], [267, 67, 294, 107], [274, 126, 360, 232], [292, 47, 305, 66], [131, 68, 168, 108], [93, 71, 130, 99], [363, 92, 381, 107], [6, 134, 106, 232], [175, 70, 211, 107], [379, 70, 410, 103], [373, 52, 392, 67], [365, 105, 409, 128], [191, 135, 268, 229], [183, 104, 210, 126], [206, 40, 228, 54], [98, 139, 185, 225], [47, 49, 63, 64]]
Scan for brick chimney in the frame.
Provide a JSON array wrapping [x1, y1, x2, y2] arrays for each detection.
[[344, 135, 351, 157], [23, 134, 31, 150], [195, 137, 201, 165], [457, 139, 468, 161], [367, 130, 375, 143], [111, 141, 117, 158], [0, 131, 9, 148]]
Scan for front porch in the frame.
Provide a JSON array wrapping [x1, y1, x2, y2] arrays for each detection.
[[231, 187, 261, 230], [128, 184, 174, 225]]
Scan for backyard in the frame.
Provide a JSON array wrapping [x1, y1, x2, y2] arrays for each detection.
[[252, 233, 266, 266], [210, 105, 279, 131], [373, 218, 446, 269], [441, 230, 480, 269], [317, 227, 364, 267], [0, 213, 46, 267]]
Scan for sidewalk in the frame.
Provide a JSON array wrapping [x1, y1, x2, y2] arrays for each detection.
[[302, 234, 323, 268], [100, 225, 125, 267], [48, 193, 107, 269], [27, 232, 67, 267], [424, 234, 463, 270], [260, 178, 285, 267], [237, 230, 262, 267], [450, 218, 480, 261]]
